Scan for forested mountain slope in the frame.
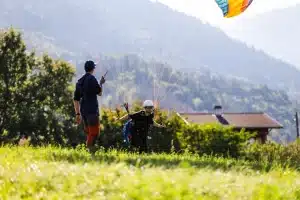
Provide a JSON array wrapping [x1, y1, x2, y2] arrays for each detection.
[[1, 0, 300, 93]]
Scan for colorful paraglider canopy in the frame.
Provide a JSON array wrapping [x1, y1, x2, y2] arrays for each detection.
[[215, 0, 253, 18]]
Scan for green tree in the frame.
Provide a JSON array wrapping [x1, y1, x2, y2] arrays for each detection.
[[0, 29, 35, 142], [0, 28, 76, 145]]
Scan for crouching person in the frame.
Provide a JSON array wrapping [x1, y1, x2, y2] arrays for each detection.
[[118, 100, 164, 153]]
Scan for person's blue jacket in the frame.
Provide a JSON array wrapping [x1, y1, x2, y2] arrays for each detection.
[[123, 120, 133, 144]]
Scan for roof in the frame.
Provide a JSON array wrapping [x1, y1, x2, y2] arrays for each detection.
[[178, 112, 283, 129]]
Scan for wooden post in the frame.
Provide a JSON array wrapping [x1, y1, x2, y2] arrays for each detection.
[[296, 112, 299, 139]]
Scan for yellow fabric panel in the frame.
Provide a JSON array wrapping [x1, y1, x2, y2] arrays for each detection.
[[225, 0, 245, 18]]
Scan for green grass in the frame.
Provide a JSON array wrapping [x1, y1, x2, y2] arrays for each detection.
[[1, 146, 300, 199]]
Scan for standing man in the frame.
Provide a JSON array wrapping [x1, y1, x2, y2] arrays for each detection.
[[118, 100, 164, 153], [73, 60, 105, 153]]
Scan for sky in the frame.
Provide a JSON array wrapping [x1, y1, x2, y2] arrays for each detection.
[[157, 0, 300, 27]]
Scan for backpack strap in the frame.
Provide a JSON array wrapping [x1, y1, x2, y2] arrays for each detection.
[[78, 73, 90, 99]]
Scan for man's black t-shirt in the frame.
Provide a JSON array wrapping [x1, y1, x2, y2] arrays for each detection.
[[73, 73, 102, 115], [129, 110, 154, 135]]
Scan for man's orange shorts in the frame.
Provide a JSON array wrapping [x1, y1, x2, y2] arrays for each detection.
[[82, 114, 100, 146]]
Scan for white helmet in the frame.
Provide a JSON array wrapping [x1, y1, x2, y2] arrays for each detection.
[[143, 100, 154, 108]]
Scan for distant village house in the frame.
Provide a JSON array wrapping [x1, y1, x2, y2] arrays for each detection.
[[177, 105, 283, 143]]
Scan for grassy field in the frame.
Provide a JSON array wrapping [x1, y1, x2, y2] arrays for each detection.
[[1, 146, 300, 199]]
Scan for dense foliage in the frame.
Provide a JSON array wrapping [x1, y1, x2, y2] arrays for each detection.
[[243, 140, 300, 170], [95, 102, 253, 158], [0, 28, 76, 145]]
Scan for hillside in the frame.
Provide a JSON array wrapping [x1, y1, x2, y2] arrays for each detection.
[[1, 0, 300, 93], [222, 4, 300, 68], [22, 31, 77, 59]]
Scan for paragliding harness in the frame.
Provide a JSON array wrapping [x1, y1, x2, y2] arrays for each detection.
[[117, 103, 133, 146], [123, 119, 133, 145]]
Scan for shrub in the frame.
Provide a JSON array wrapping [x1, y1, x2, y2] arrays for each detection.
[[176, 123, 254, 157], [97, 104, 254, 157], [243, 139, 300, 169]]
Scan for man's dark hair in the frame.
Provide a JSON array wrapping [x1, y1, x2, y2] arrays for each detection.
[[84, 60, 96, 72]]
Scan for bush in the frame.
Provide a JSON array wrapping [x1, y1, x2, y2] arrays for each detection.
[[176, 123, 254, 157], [243, 140, 300, 169], [96, 103, 254, 157], [0, 28, 76, 145]]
